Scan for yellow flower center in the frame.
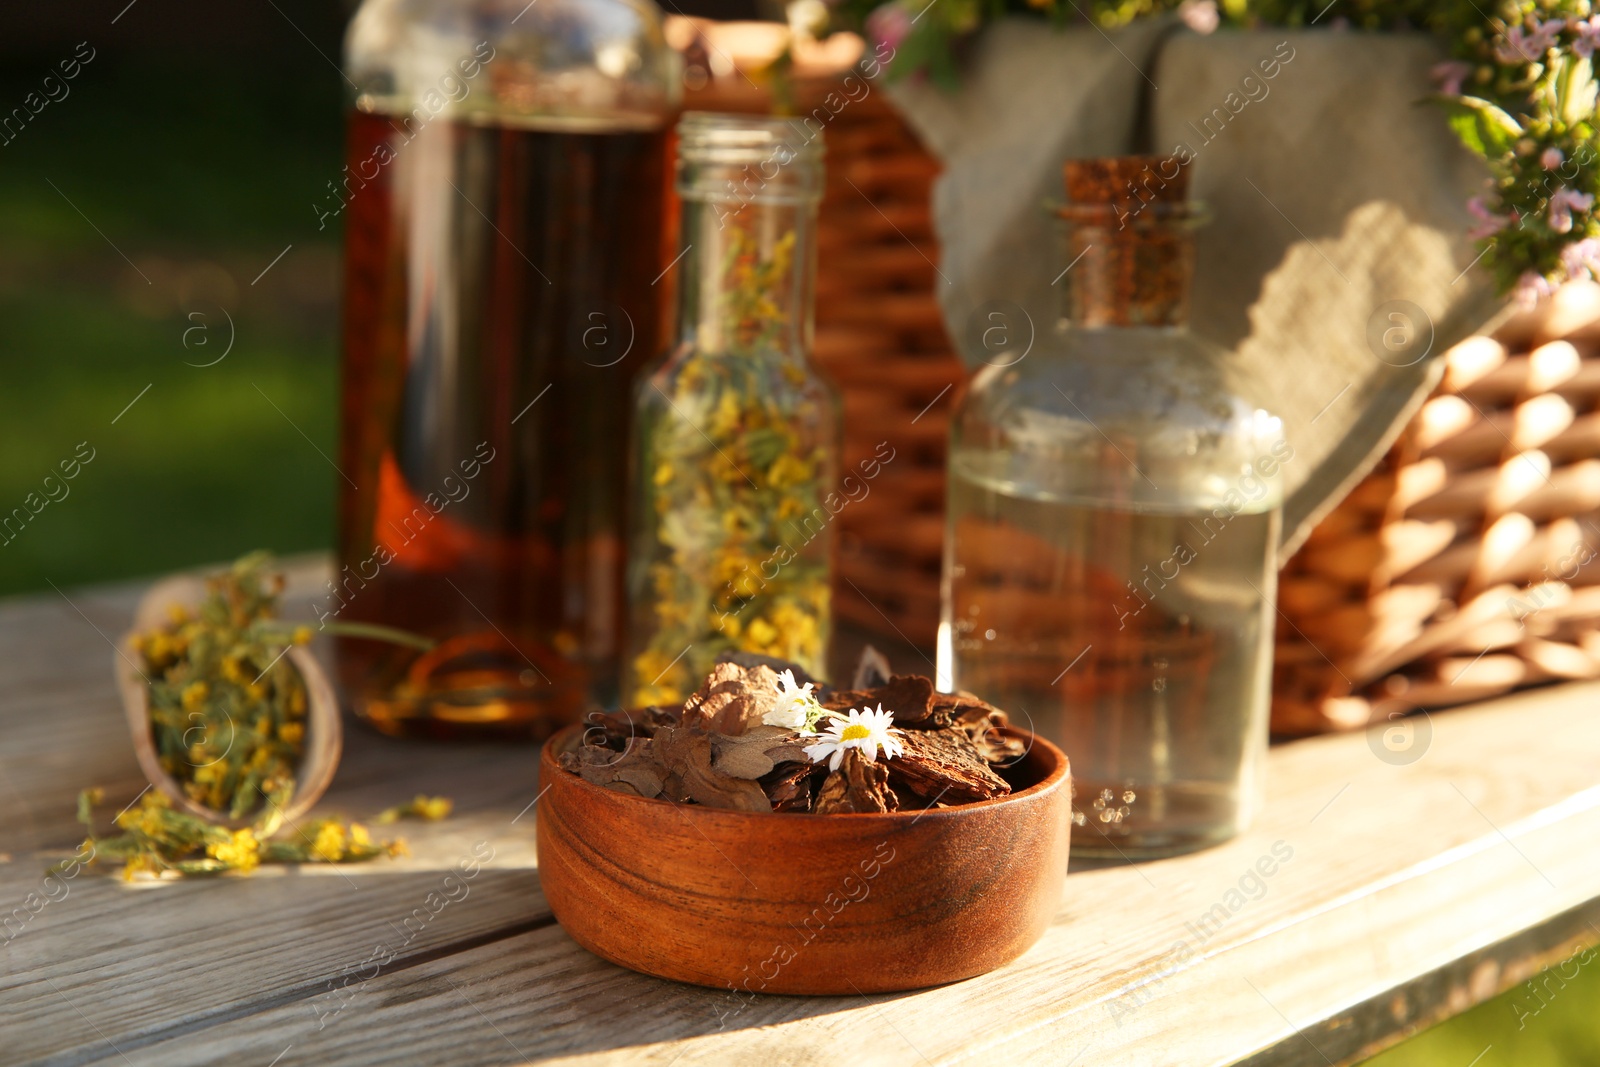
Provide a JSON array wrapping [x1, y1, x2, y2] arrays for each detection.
[[840, 724, 872, 742]]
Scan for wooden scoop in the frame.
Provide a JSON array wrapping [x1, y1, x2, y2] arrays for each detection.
[[113, 573, 342, 829]]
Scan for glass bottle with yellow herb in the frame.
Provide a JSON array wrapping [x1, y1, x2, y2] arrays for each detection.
[[625, 113, 839, 707]]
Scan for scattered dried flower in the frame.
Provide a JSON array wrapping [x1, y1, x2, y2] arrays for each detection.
[[207, 828, 261, 874], [66, 789, 411, 880], [67, 553, 444, 880], [376, 795, 455, 823]]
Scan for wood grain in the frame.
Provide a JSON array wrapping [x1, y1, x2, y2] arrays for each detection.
[[4, 562, 1600, 1066], [536, 725, 1069, 994]]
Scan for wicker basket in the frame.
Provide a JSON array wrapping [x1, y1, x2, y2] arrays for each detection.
[[1272, 284, 1600, 734], [809, 96, 958, 643]]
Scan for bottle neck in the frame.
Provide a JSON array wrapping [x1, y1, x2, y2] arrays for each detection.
[[675, 184, 818, 359], [672, 113, 823, 358], [1059, 214, 1196, 330], [672, 151, 819, 358]]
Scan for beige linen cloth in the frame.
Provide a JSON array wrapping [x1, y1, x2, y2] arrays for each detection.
[[888, 19, 1505, 552]]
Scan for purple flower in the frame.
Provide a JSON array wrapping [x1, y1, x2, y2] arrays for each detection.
[[1532, 17, 1567, 52], [1514, 271, 1558, 310], [1575, 15, 1600, 59], [1561, 237, 1600, 279], [1495, 27, 1529, 63], [1548, 186, 1594, 234], [1178, 0, 1219, 35], [866, 3, 912, 55], [1430, 60, 1472, 96], [1497, 19, 1562, 63], [1466, 194, 1511, 240], [1543, 146, 1566, 170]]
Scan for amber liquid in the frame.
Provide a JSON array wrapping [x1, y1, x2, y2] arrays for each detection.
[[335, 109, 668, 739]]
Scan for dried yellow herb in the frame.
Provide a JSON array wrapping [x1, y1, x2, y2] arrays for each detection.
[[629, 221, 835, 704], [70, 789, 411, 880], [64, 552, 441, 880]]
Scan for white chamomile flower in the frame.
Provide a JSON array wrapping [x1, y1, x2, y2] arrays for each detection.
[[804, 704, 903, 771], [764, 669, 822, 733]]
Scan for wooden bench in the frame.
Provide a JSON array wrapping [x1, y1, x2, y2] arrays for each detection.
[[4, 560, 1598, 1065]]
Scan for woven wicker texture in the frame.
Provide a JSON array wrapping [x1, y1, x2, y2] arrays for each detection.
[[1272, 284, 1600, 734], [807, 95, 960, 644]]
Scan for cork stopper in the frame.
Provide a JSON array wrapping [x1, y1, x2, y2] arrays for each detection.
[[1062, 155, 1190, 214], [1055, 154, 1196, 328]]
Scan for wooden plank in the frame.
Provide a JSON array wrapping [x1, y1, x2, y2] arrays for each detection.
[[0, 561, 557, 1066], [7, 563, 1600, 1066], [96, 899, 1600, 1067], [2, 815, 550, 1067], [37, 678, 1600, 1067], [0, 575, 180, 859]]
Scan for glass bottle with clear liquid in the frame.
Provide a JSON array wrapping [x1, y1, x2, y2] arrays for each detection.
[[937, 156, 1288, 857]]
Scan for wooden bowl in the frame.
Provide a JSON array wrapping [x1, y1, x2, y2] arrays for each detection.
[[113, 574, 342, 829], [536, 725, 1070, 994]]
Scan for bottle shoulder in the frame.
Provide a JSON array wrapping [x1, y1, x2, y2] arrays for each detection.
[[637, 343, 841, 411], [952, 326, 1289, 510], [346, 0, 680, 129], [960, 326, 1272, 434]]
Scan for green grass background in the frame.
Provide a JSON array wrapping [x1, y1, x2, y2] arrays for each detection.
[[0, 53, 342, 594], [0, 47, 1595, 1067], [1364, 950, 1600, 1065]]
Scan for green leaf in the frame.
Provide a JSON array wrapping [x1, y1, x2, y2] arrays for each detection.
[[1557, 55, 1599, 126], [1432, 95, 1524, 159], [172, 858, 230, 875], [76, 789, 99, 831], [884, 20, 943, 86], [744, 428, 786, 470], [90, 834, 146, 859]]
